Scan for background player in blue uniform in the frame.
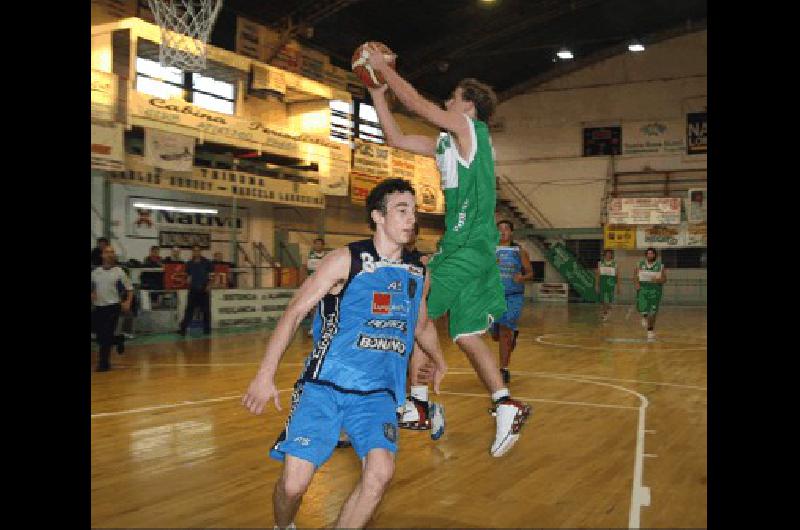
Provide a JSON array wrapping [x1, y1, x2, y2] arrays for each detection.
[[490, 221, 533, 384], [242, 179, 447, 530]]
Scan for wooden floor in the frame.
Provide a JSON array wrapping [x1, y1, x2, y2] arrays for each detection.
[[91, 303, 707, 528]]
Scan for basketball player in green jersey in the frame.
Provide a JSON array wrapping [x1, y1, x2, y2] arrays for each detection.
[[595, 249, 620, 321], [633, 247, 668, 341], [365, 45, 531, 457]]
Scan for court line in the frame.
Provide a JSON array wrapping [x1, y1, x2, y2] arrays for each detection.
[[90, 389, 289, 419], [534, 333, 707, 352], [438, 390, 637, 411], [126, 362, 706, 391], [91, 374, 653, 528]]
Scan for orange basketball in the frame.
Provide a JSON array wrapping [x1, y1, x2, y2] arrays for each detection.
[[351, 41, 396, 89]]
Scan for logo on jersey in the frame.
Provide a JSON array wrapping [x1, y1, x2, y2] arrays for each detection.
[[387, 280, 402, 291], [383, 423, 397, 443], [372, 292, 391, 314], [409, 265, 424, 276], [357, 333, 406, 354], [293, 436, 311, 446], [366, 319, 408, 332], [361, 252, 376, 273]]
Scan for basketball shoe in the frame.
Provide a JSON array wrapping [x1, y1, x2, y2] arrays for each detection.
[[489, 398, 532, 457]]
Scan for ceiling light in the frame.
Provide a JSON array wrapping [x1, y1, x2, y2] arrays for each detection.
[[132, 202, 218, 214], [628, 40, 645, 52], [556, 47, 574, 60]]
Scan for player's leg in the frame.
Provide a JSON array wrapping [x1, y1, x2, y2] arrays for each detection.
[[399, 341, 432, 429], [337, 392, 398, 527], [269, 383, 341, 525], [335, 449, 395, 529], [646, 291, 661, 340], [273, 456, 316, 528], [498, 325, 513, 383]]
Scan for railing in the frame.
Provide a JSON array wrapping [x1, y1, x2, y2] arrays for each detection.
[[497, 174, 554, 229]]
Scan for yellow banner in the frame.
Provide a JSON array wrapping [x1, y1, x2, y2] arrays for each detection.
[[603, 225, 637, 249]]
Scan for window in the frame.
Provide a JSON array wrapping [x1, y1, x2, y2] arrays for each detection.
[[192, 72, 235, 115], [135, 57, 184, 99], [356, 102, 384, 144], [330, 99, 354, 145], [659, 248, 706, 269]]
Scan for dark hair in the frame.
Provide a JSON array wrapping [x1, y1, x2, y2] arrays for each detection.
[[313, 237, 324, 244], [497, 219, 514, 231], [97, 237, 109, 244], [150, 245, 160, 252], [604, 248, 614, 255], [645, 247, 658, 256], [366, 178, 415, 231], [457, 78, 498, 123]]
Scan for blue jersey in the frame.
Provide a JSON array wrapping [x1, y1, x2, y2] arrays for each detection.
[[496, 245, 524, 295], [301, 239, 425, 406]]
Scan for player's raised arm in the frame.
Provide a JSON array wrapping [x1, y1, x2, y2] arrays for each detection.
[[365, 44, 471, 142], [369, 84, 437, 156], [242, 248, 351, 414]]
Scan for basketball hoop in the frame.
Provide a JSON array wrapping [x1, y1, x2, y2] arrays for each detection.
[[146, 0, 223, 72]]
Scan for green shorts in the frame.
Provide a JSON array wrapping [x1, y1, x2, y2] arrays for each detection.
[[427, 243, 507, 340], [599, 277, 616, 304], [637, 286, 662, 315]]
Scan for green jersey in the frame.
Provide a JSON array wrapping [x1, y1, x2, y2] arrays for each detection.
[[637, 259, 664, 291], [434, 115, 499, 252]]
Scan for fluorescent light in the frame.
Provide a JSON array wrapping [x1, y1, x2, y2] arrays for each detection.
[[557, 48, 574, 60], [628, 41, 645, 52], [133, 202, 218, 214]]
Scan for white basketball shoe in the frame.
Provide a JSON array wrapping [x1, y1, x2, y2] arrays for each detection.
[[490, 398, 533, 457], [430, 402, 445, 441], [647, 330, 656, 341]]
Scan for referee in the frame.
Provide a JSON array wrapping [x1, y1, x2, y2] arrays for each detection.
[[91, 245, 132, 372]]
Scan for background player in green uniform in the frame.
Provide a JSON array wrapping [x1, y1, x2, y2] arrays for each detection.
[[633, 247, 668, 341], [595, 249, 620, 321], [365, 44, 531, 457]]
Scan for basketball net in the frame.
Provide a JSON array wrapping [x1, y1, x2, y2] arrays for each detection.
[[146, 0, 223, 72]]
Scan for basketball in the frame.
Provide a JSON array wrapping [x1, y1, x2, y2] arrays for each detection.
[[351, 41, 396, 88]]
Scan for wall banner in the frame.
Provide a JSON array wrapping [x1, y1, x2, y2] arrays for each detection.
[[607, 197, 682, 225], [622, 120, 686, 155]]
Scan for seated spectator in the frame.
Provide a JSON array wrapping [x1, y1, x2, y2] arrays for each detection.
[[143, 246, 163, 267]]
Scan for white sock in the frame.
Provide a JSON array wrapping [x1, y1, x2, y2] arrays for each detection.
[[410, 385, 428, 402], [491, 388, 510, 403]]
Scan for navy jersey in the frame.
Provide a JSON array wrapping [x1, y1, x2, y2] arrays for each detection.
[[301, 239, 425, 406], [496, 245, 524, 295]]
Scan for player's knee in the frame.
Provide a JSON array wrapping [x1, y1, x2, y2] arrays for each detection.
[[361, 457, 394, 496], [279, 472, 312, 500]]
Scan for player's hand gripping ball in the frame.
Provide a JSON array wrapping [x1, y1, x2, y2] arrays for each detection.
[[351, 41, 396, 88]]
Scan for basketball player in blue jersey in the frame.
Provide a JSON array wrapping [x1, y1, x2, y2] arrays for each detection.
[[242, 179, 447, 530], [490, 220, 533, 384]]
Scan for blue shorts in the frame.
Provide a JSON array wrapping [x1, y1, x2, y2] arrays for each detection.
[[269, 382, 399, 468], [494, 293, 524, 331]]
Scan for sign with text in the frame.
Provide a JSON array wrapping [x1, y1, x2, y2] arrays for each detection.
[[158, 231, 211, 249], [687, 112, 707, 155], [91, 69, 117, 122], [128, 91, 350, 195], [636, 222, 706, 249], [607, 198, 682, 225], [687, 189, 707, 224], [110, 155, 325, 210], [211, 288, 297, 329], [546, 242, 598, 302], [603, 225, 637, 250], [128, 196, 250, 242], [91, 122, 125, 170], [622, 120, 685, 155]]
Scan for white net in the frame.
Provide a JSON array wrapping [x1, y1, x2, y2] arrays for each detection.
[[147, 0, 224, 72]]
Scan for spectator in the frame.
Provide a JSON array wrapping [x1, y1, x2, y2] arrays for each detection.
[[164, 247, 183, 263], [178, 245, 213, 336], [91, 245, 132, 372], [91, 237, 110, 268], [143, 246, 163, 267]]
